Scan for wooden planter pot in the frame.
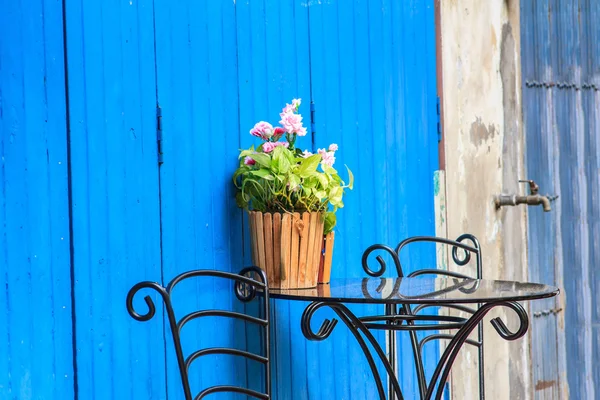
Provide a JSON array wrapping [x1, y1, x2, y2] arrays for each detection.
[[248, 211, 325, 289]]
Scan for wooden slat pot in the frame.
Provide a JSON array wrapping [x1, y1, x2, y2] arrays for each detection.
[[248, 211, 325, 289], [318, 231, 335, 284]]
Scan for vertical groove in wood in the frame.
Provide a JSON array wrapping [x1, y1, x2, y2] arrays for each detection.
[[297, 212, 311, 287], [273, 213, 282, 284], [290, 213, 301, 288], [255, 212, 265, 272], [280, 214, 292, 289], [263, 213, 274, 284]]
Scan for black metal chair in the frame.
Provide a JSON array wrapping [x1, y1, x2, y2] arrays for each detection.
[[126, 266, 271, 400], [362, 234, 484, 399]]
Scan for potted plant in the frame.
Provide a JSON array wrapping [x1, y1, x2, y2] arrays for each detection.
[[233, 99, 353, 289]]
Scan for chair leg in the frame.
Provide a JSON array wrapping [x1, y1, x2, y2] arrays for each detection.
[[478, 322, 485, 400]]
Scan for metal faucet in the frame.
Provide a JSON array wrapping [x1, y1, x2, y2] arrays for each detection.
[[495, 180, 556, 212]]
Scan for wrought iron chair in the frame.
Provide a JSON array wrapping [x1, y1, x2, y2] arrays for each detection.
[[126, 266, 271, 400], [361, 234, 484, 399]]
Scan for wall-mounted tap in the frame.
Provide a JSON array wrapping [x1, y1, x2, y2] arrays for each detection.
[[495, 180, 557, 212]]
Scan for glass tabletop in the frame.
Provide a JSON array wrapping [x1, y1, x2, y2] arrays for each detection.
[[268, 277, 559, 305]]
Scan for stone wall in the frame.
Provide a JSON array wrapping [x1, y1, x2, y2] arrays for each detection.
[[439, 1, 532, 398]]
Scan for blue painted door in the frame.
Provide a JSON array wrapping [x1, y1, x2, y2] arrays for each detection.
[[0, 0, 74, 398], [63, 0, 166, 398], [1, 0, 438, 398], [521, 1, 599, 398]]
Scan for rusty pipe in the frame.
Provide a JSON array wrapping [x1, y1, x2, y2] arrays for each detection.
[[495, 194, 552, 212]]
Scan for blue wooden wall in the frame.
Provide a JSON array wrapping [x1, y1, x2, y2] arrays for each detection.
[[0, 0, 74, 398], [1, 0, 439, 398], [521, 0, 600, 398]]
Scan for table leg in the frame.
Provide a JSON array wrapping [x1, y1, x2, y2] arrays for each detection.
[[301, 301, 405, 400], [424, 301, 529, 400], [301, 300, 529, 400], [386, 304, 398, 400]]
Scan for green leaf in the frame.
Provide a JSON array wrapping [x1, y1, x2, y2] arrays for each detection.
[[297, 154, 322, 178], [313, 189, 327, 200], [328, 186, 343, 206], [303, 176, 318, 188], [238, 145, 256, 159], [235, 191, 249, 209], [241, 177, 265, 197], [321, 164, 338, 176], [315, 173, 329, 188], [232, 166, 251, 186], [283, 147, 297, 164], [324, 212, 336, 234], [288, 174, 301, 190], [345, 165, 354, 189], [250, 153, 272, 168], [251, 169, 275, 180], [273, 146, 291, 174]]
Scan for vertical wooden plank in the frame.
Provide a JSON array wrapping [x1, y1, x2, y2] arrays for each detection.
[[273, 213, 282, 284], [280, 214, 292, 289], [0, 0, 74, 397], [249, 212, 257, 265], [264, 212, 274, 284], [64, 0, 165, 397], [322, 231, 335, 283], [256, 212, 266, 273], [298, 212, 311, 288], [309, 214, 325, 287], [290, 212, 301, 288], [305, 213, 318, 289]]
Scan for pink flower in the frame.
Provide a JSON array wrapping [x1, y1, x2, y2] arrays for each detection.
[[280, 98, 301, 115], [318, 148, 336, 167], [262, 141, 289, 153], [244, 156, 256, 166], [296, 126, 308, 136], [302, 150, 313, 158], [250, 121, 274, 140], [273, 127, 286, 141], [281, 104, 295, 115], [329, 143, 338, 152], [279, 112, 306, 136]]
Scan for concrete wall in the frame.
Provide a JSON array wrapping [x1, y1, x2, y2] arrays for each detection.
[[439, 1, 533, 399]]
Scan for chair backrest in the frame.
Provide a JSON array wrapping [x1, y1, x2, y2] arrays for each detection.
[[362, 234, 482, 279], [126, 266, 271, 400], [361, 234, 483, 399]]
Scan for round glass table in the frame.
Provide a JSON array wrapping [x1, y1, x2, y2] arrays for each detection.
[[269, 277, 559, 400], [269, 276, 558, 304]]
